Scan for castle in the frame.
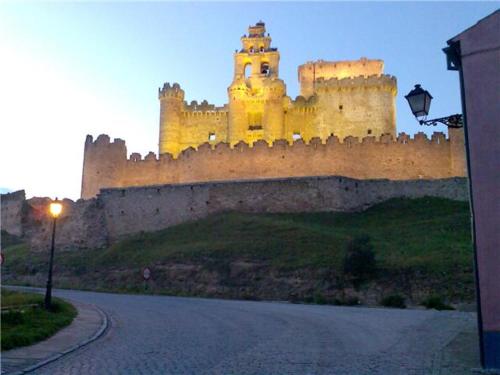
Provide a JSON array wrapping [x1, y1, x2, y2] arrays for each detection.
[[0, 21, 469, 252], [158, 21, 396, 156], [81, 22, 466, 200]]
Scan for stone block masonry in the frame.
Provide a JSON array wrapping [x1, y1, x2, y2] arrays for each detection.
[[1, 190, 26, 237], [2, 176, 468, 250], [81, 129, 467, 200]]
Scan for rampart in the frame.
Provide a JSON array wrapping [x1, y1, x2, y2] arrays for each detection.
[[298, 58, 384, 98], [1, 190, 25, 237], [81, 129, 467, 200], [2, 176, 468, 250]]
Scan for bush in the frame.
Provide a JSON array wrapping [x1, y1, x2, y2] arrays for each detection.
[[421, 295, 454, 310], [381, 294, 406, 309], [343, 235, 377, 281], [313, 292, 327, 305], [334, 297, 360, 306]]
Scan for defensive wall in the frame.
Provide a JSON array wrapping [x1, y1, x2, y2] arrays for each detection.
[[0, 190, 26, 237], [158, 74, 396, 156], [81, 128, 467, 200], [3, 176, 468, 250], [298, 58, 385, 98]]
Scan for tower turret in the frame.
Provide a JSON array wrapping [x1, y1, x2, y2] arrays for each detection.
[[228, 22, 286, 145], [159, 82, 185, 156]]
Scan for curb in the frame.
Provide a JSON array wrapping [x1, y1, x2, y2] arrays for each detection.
[[6, 303, 109, 375]]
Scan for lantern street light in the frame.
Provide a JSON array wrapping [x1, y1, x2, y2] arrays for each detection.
[[405, 84, 463, 128], [44, 198, 63, 310]]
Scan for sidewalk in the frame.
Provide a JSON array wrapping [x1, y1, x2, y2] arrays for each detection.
[[1, 301, 108, 375]]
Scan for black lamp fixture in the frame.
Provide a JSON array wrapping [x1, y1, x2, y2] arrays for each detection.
[[405, 84, 463, 128]]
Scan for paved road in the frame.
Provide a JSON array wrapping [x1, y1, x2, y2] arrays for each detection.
[[22, 288, 475, 375]]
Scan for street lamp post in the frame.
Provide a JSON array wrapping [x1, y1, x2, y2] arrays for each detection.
[[404, 84, 463, 128], [44, 198, 63, 310]]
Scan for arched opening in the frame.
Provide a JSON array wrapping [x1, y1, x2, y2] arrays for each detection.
[[261, 62, 270, 76], [244, 63, 252, 78]]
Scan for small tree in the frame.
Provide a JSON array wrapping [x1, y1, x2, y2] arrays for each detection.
[[343, 235, 377, 283]]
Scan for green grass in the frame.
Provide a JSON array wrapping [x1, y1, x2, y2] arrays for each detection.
[[1, 289, 77, 351], [1, 230, 23, 248], [2, 197, 474, 300]]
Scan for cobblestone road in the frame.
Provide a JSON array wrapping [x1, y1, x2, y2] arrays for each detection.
[[28, 289, 476, 375]]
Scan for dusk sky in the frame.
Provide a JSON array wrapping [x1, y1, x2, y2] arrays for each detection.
[[0, 2, 497, 200]]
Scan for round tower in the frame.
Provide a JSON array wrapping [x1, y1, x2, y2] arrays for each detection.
[[158, 82, 185, 156]]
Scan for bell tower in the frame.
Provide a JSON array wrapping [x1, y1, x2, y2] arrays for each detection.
[[228, 22, 286, 145]]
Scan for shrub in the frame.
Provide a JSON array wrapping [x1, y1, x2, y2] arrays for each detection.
[[343, 235, 377, 281], [313, 292, 327, 305], [334, 297, 360, 306], [421, 295, 454, 310], [381, 294, 406, 309]]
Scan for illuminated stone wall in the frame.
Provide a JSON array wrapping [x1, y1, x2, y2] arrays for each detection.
[[298, 58, 384, 98], [157, 22, 397, 157], [81, 130, 467, 199]]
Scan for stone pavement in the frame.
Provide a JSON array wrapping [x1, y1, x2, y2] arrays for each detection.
[[11, 287, 481, 375], [1, 298, 107, 375]]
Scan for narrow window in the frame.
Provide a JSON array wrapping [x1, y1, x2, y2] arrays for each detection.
[[293, 132, 302, 141], [244, 63, 251, 78], [339, 104, 343, 110], [259, 46, 264, 52], [367, 129, 372, 135], [261, 62, 270, 76], [208, 132, 216, 141]]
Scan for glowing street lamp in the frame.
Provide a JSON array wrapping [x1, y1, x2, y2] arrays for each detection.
[[405, 84, 463, 128], [44, 198, 63, 310]]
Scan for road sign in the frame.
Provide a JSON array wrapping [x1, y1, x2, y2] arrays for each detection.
[[143, 267, 151, 280]]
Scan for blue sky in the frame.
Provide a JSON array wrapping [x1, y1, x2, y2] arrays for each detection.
[[0, 2, 497, 200]]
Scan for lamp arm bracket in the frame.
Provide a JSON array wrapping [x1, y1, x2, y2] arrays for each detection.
[[419, 114, 463, 128]]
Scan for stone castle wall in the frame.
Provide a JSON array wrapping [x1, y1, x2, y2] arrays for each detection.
[[2, 176, 468, 250], [298, 58, 384, 98], [1, 190, 26, 237], [81, 128, 466, 200], [157, 74, 396, 157]]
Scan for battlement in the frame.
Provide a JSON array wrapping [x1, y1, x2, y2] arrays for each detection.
[[82, 127, 466, 199], [314, 74, 397, 93], [158, 82, 185, 99], [124, 131, 453, 162], [298, 58, 387, 98], [183, 100, 229, 113], [0, 189, 25, 202], [299, 58, 384, 80], [289, 95, 318, 108], [85, 134, 126, 148]]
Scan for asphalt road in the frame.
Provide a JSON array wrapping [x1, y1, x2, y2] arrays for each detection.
[[22, 288, 475, 375]]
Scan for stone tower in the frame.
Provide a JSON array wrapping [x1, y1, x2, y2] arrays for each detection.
[[227, 22, 286, 145], [158, 83, 185, 155]]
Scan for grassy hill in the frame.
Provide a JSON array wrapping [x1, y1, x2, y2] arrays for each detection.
[[2, 197, 474, 305]]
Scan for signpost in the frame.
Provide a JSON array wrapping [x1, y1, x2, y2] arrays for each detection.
[[143, 267, 151, 291]]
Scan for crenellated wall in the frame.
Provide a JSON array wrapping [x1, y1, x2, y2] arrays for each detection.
[[81, 129, 467, 199], [298, 58, 385, 98], [156, 23, 399, 157]]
